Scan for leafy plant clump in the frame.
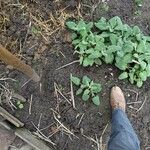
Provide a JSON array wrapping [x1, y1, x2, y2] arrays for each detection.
[[66, 16, 150, 87], [71, 75, 102, 106]]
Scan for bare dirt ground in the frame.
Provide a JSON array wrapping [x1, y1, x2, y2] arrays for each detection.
[[0, 0, 150, 150]]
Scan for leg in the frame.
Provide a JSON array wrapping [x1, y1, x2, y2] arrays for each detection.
[[108, 108, 140, 150], [108, 86, 140, 150]]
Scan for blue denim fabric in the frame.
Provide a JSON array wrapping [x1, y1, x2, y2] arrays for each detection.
[[108, 108, 140, 150]]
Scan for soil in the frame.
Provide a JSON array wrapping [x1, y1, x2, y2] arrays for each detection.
[[0, 0, 150, 150]]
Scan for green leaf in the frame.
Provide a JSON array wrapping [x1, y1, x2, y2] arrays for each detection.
[[119, 72, 128, 80], [136, 80, 143, 88], [76, 88, 83, 95], [71, 76, 81, 86], [146, 64, 150, 77], [133, 26, 141, 35], [82, 89, 90, 101], [95, 17, 108, 30], [18, 104, 24, 109], [92, 95, 100, 106], [139, 71, 147, 81], [77, 20, 86, 30], [123, 41, 134, 53], [139, 60, 147, 70], [109, 34, 118, 45], [104, 54, 114, 64], [86, 22, 93, 31], [129, 72, 134, 84], [88, 51, 101, 59], [136, 41, 146, 53], [91, 83, 102, 93], [66, 21, 77, 30], [95, 58, 102, 65], [83, 57, 94, 67], [109, 17, 118, 28], [82, 76, 91, 85]]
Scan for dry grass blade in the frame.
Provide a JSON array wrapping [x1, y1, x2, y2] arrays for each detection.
[[136, 96, 147, 113], [32, 122, 56, 146], [70, 74, 76, 109], [54, 82, 71, 105], [100, 123, 109, 150], [52, 110, 78, 139], [31, 113, 56, 146], [29, 94, 33, 115], [56, 60, 79, 70]]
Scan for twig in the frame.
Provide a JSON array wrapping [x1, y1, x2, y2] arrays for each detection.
[[52, 111, 78, 139], [57, 90, 71, 104], [55, 83, 71, 104], [78, 114, 84, 126], [136, 96, 147, 113], [128, 105, 138, 111], [56, 60, 79, 70], [21, 78, 32, 88], [70, 74, 76, 109], [127, 101, 142, 105], [0, 77, 16, 82], [29, 94, 33, 115], [32, 122, 56, 146], [100, 123, 109, 150], [37, 113, 42, 130], [82, 134, 97, 144]]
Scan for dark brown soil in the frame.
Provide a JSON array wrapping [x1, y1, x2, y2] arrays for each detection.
[[0, 0, 150, 150]]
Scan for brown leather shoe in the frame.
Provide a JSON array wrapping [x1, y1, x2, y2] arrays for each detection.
[[110, 86, 126, 112]]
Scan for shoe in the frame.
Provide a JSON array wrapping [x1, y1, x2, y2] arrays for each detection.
[[110, 86, 126, 112]]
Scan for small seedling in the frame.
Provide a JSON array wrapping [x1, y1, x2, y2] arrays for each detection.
[[71, 75, 102, 106], [134, 0, 143, 7], [17, 101, 24, 109]]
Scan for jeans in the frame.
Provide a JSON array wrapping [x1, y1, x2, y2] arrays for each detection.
[[108, 108, 140, 150]]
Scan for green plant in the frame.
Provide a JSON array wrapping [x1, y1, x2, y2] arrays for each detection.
[[71, 75, 102, 106], [134, 0, 143, 7], [17, 101, 24, 109], [66, 16, 150, 87]]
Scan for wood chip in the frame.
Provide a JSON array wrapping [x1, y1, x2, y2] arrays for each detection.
[[0, 106, 24, 127], [15, 128, 52, 150]]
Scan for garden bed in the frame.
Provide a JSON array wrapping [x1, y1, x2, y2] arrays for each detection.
[[0, 0, 150, 149]]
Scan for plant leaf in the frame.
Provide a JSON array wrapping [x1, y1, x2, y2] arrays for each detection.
[[76, 88, 83, 95], [66, 21, 77, 30], [82, 89, 90, 101], [136, 80, 143, 88], [82, 76, 91, 85], [91, 83, 102, 93], [92, 95, 100, 106], [119, 72, 128, 80], [71, 76, 81, 86]]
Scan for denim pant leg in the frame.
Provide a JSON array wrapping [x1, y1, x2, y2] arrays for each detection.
[[108, 108, 140, 150]]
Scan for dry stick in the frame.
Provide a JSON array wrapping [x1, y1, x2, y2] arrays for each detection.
[[127, 101, 142, 105], [53, 112, 79, 139], [29, 94, 33, 115], [32, 122, 56, 146], [78, 114, 84, 126], [56, 60, 79, 70], [100, 123, 109, 150], [55, 83, 71, 104], [70, 74, 76, 109], [136, 96, 147, 113], [0, 44, 40, 82]]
